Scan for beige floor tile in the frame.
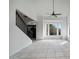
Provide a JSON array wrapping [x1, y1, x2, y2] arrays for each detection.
[[56, 56, 66, 59], [10, 40, 70, 59]]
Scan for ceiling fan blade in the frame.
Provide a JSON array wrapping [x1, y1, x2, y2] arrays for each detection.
[[55, 13, 61, 15], [51, 14, 57, 17]]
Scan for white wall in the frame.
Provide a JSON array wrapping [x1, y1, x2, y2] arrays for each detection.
[[36, 16, 43, 40], [9, 0, 32, 56]]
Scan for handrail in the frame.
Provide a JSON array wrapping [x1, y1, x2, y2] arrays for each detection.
[[16, 10, 27, 26]]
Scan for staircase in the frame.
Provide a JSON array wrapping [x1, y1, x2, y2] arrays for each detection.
[[16, 10, 36, 40]]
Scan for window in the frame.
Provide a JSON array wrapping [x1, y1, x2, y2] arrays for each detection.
[[47, 23, 62, 36], [49, 24, 57, 35]]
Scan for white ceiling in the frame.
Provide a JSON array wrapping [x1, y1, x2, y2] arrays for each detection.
[[10, 0, 70, 20]]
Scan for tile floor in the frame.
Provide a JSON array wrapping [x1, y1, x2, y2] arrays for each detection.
[[10, 40, 70, 59]]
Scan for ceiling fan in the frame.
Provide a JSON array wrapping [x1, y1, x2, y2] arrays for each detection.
[[51, 0, 61, 17]]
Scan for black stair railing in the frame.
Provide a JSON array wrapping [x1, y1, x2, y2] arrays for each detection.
[[16, 10, 36, 40]]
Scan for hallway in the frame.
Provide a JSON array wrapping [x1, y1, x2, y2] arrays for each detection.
[[10, 40, 70, 59]]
